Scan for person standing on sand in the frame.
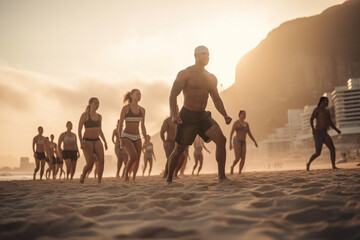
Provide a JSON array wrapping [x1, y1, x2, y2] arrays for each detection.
[[192, 135, 210, 176], [142, 135, 156, 176], [46, 134, 58, 179], [112, 120, 128, 178], [78, 97, 108, 183], [160, 116, 177, 178], [307, 96, 341, 171], [229, 110, 258, 175], [32, 126, 46, 180], [58, 121, 80, 180], [166, 45, 232, 184], [118, 89, 147, 182]]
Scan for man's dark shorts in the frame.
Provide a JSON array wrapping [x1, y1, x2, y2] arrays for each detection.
[[175, 107, 218, 146]]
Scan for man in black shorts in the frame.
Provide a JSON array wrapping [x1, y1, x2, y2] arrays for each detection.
[[166, 45, 232, 184]]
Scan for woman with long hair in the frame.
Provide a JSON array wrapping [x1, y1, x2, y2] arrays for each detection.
[[58, 121, 80, 180], [229, 110, 258, 175], [142, 135, 156, 176], [118, 89, 147, 182], [78, 97, 108, 183]]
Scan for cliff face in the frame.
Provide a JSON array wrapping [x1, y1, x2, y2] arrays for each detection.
[[220, 0, 360, 139]]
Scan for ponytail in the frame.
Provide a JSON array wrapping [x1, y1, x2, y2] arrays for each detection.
[[123, 89, 140, 104], [123, 92, 132, 104]]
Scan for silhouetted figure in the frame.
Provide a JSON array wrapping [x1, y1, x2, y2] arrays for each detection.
[[32, 126, 46, 180], [307, 96, 341, 170], [44, 137, 54, 179], [78, 97, 108, 183], [142, 135, 156, 176], [58, 121, 80, 180], [166, 46, 232, 184], [118, 89, 147, 182], [192, 135, 210, 175], [229, 110, 258, 175], [160, 116, 177, 178]]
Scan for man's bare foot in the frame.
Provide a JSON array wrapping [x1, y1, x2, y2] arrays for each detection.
[[332, 166, 339, 170], [219, 176, 230, 182], [306, 163, 310, 171], [230, 166, 234, 175], [124, 176, 129, 182]]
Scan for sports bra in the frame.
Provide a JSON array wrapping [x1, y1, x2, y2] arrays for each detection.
[[236, 123, 249, 132], [84, 112, 101, 128], [125, 107, 143, 122], [64, 134, 76, 143]]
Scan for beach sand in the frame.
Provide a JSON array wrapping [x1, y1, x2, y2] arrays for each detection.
[[1, 168, 360, 240]]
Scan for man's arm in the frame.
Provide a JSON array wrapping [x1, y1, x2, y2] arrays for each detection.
[[209, 75, 231, 124], [160, 119, 168, 142], [170, 70, 187, 124], [310, 108, 318, 134], [328, 110, 341, 134]]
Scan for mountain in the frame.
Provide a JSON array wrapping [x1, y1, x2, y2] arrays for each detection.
[[218, 0, 360, 139]]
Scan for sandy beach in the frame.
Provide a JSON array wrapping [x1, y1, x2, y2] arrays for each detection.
[[1, 167, 360, 240]]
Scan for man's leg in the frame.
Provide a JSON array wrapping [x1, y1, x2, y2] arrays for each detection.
[[307, 136, 323, 171], [204, 125, 227, 180], [324, 135, 337, 169], [166, 143, 187, 184]]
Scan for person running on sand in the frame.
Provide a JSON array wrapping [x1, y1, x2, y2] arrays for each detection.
[[118, 89, 147, 182], [160, 115, 177, 178], [32, 126, 46, 180], [58, 121, 80, 180], [78, 97, 108, 183], [229, 110, 258, 175], [166, 45, 232, 184], [307, 96, 341, 171], [142, 135, 156, 176], [112, 120, 128, 178], [192, 135, 210, 176]]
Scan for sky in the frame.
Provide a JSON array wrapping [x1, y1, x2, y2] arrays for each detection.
[[0, 0, 345, 167]]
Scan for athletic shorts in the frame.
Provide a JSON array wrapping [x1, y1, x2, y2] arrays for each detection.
[[175, 107, 218, 146], [35, 152, 46, 160], [62, 150, 78, 161]]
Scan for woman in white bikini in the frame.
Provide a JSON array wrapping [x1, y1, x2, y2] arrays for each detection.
[[118, 89, 147, 182], [142, 135, 156, 176]]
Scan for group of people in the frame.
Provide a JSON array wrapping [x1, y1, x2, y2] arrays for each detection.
[[33, 45, 341, 184], [32, 122, 79, 180]]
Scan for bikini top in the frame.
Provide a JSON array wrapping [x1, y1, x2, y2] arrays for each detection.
[[145, 145, 153, 151], [84, 112, 101, 128], [236, 123, 249, 132], [63, 134, 76, 144], [194, 140, 202, 147], [125, 107, 143, 123]]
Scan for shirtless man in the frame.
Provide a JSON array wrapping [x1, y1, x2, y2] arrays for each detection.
[[166, 46, 232, 184], [160, 116, 177, 178], [307, 96, 341, 171]]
